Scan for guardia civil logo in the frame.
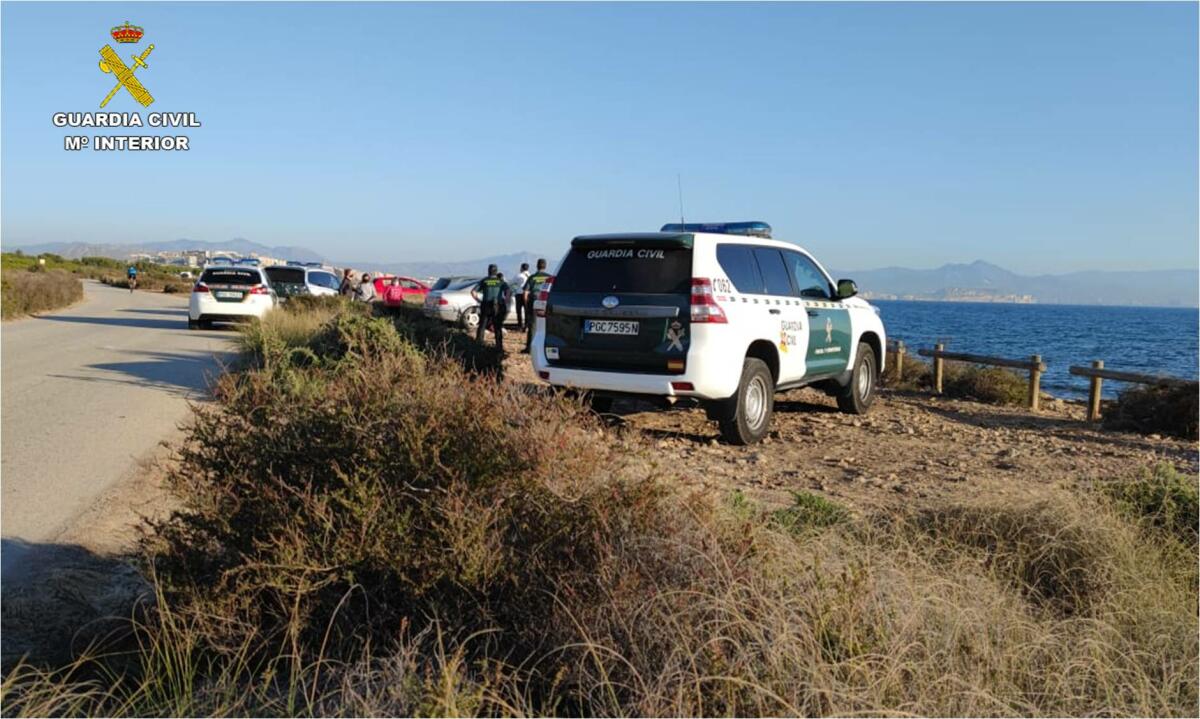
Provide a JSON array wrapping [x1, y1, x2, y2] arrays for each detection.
[[98, 21, 154, 108]]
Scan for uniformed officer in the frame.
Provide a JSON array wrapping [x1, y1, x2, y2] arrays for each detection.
[[522, 258, 552, 354], [471, 264, 510, 350]]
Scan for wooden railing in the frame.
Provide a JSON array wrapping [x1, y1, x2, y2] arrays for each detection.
[[1068, 361, 1197, 422], [917, 344, 1046, 411]]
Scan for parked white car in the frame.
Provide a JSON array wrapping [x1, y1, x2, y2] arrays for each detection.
[[531, 221, 886, 444], [188, 265, 278, 329], [263, 264, 341, 300], [423, 276, 519, 330]]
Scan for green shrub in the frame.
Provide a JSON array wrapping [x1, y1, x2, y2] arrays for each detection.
[[773, 490, 850, 534], [1103, 383, 1199, 440], [1103, 464, 1198, 545]]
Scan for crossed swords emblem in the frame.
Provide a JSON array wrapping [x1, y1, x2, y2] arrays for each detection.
[[98, 43, 155, 108]]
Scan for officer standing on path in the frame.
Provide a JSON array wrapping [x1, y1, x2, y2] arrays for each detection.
[[471, 264, 510, 350], [522, 258, 552, 354]]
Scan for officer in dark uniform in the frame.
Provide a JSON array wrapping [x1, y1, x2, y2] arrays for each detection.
[[522, 258, 552, 354], [471, 264, 510, 350]]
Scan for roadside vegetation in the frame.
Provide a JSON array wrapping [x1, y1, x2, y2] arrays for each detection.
[[1, 251, 192, 300], [1, 269, 83, 319], [3, 301, 1196, 716]]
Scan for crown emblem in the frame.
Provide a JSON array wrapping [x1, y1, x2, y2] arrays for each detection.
[[110, 21, 144, 44]]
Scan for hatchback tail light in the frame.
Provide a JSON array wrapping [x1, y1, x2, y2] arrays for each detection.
[[690, 278, 728, 323], [193, 283, 210, 293], [534, 276, 555, 317], [249, 285, 271, 295]]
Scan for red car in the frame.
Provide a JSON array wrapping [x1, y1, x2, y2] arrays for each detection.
[[373, 275, 431, 307]]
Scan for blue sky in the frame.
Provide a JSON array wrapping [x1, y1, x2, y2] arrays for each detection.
[[1, 1, 1196, 272]]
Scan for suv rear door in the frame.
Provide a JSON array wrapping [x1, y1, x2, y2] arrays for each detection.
[[545, 234, 693, 374]]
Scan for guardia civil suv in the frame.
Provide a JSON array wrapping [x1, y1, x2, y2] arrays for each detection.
[[530, 222, 886, 444]]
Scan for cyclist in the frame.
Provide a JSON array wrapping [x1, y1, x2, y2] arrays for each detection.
[[126, 264, 138, 292]]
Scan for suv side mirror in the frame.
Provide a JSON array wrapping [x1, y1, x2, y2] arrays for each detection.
[[836, 279, 858, 299]]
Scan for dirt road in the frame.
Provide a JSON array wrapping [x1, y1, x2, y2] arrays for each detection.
[[1, 281, 232, 581]]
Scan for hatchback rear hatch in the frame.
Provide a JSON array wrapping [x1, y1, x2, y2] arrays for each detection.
[[199, 268, 264, 302], [263, 267, 308, 298], [545, 233, 693, 374]]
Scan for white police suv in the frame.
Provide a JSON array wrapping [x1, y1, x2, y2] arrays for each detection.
[[531, 222, 886, 444]]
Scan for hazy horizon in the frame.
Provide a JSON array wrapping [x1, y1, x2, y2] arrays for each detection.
[[2, 2, 1196, 274]]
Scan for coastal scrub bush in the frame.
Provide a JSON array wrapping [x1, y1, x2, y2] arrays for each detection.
[[1103, 382, 1199, 440], [880, 356, 1027, 406], [0, 269, 83, 319]]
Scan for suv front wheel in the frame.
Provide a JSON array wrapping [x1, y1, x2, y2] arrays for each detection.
[[837, 341, 877, 414], [716, 357, 774, 445]]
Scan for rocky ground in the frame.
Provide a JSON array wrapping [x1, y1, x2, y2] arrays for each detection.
[[498, 328, 1198, 513]]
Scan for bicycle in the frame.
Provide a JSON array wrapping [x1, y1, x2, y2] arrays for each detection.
[[127, 276, 137, 293]]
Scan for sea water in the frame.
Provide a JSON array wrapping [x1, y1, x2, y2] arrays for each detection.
[[873, 300, 1199, 399]]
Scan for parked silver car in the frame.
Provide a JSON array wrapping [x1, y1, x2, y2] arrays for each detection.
[[422, 276, 520, 330]]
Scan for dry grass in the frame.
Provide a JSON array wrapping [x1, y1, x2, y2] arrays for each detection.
[[1, 269, 83, 319], [3, 303, 1196, 717]]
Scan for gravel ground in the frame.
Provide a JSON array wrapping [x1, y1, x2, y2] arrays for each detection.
[[498, 328, 1198, 513]]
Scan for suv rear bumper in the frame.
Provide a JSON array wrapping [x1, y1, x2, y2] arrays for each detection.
[[532, 348, 740, 400]]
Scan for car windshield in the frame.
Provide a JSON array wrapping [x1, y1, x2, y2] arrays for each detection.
[[554, 246, 692, 294], [201, 268, 260, 286]]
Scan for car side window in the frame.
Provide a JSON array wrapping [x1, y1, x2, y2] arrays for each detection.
[[716, 244, 764, 293], [312, 272, 337, 290], [401, 279, 420, 290], [783, 251, 833, 299], [752, 248, 794, 297]]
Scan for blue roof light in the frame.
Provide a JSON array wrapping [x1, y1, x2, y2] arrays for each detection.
[[660, 221, 772, 238]]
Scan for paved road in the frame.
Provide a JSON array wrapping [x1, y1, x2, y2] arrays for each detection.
[[1, 281, 233, 580]]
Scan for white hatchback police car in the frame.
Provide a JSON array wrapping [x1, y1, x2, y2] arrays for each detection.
[[188, 265, 277, 329], [531, 222, 886, 444]]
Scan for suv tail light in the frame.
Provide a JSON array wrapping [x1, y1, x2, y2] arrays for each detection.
[[249, 285, 271, 295], [534, 276, 555, 318], [193, 283, 210, 293], [690, 278, 727, 323]]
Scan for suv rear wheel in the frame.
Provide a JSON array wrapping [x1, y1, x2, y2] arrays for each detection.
[[716, 357, 774, 445], [837, 341, 877, 414]]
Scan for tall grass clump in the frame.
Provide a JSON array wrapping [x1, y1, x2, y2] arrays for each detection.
[[1, 269, 83, 319], [3, 303, 1196, 716]]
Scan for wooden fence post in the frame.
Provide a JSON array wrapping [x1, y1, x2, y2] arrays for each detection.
[[1028, 354, 1042, 412], [1087, 360, 1104, 422], [895, 341, 905, 382], [933, 343, 944, 394]]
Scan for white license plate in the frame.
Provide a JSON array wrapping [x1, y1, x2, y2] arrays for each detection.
[[216, 291, 242, 299], [584, 319, 639, 336]]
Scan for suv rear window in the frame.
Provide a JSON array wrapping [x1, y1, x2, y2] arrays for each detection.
[[201, 268, 260, 285], [265, 267, 306, 285], [554, 247, 692, 294]]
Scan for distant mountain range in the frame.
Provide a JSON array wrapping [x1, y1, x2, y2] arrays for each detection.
[[7, 241, 1195, 307], [834, 260, 1198, 308]]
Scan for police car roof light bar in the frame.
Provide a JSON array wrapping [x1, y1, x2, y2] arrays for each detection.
[[659, 221, 772, 238]]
